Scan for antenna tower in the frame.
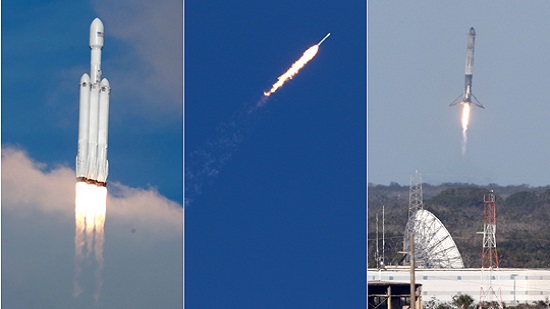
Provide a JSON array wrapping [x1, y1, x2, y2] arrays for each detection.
[[404, 171, 423, 264], [408, 171, 424, 223], [479, 191, 503, 309]]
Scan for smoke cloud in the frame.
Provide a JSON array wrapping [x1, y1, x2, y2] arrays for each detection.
[[185, 113, 251, 207], [2, 146, 182, 308]]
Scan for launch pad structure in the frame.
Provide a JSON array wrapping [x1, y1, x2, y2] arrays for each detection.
[[370, 176, 547, 307]]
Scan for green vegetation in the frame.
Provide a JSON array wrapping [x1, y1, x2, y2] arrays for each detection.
[[452, 294, 474, 309]]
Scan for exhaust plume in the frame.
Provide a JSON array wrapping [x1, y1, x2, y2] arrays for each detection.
[[461, 103, 471, 155], [73, 182, 107, 302], [263, 45, 319, 98]]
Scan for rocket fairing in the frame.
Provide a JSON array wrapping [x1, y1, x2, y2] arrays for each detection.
[[76, 18, 111, 187], [450, 27, 484, 109]]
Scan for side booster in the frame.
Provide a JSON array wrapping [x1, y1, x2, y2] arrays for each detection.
[[76, 18, 111, 186]]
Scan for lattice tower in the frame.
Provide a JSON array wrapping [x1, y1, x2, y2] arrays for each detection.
[[408, 170, 424, 224], [479, 191, 503, 309], [403, 171, 465, 268], [404, 171, 423, 264]]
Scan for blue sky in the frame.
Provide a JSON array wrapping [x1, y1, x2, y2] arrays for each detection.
[[368, 1, 550, 187], [2, 0, 183, 308], [185, 0, 365, 307]]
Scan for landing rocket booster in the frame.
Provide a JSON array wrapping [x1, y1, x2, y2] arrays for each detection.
[[450, 27, 484, 109], [76, 18, 111, 186]]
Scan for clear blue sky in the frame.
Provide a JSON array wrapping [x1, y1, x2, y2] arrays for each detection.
[[368, 1, 550, 187], [185, 0, 366, 307]]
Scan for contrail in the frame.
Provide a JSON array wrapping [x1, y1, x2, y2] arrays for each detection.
[[186, 33, 330, 207], [185, 111, 255, 207]]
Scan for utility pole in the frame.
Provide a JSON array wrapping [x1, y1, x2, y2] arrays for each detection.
[[410, 233, 416, 309], [382, 205, 385, 267], [511, 274, 518, 304], [376, 212, 380, 269]]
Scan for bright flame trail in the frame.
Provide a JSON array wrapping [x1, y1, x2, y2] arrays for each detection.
[[263, 45, 319, 97], [461, 103, 471, 155], [73, 182, 107, 302], [262, 33, 330, 99]]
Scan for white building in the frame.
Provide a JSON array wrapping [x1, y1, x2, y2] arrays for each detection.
[[368, 268, 550, 306]]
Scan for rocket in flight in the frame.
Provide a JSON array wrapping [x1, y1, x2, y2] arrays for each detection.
[[450, 27, 484, 109], [76, 18, 111, 186]]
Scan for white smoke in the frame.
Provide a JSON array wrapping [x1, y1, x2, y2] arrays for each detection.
[[1, 146, 183, 308]]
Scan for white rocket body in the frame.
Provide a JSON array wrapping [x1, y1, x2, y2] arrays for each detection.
[[96, 78, 110, 183], [76, 18, 110, 186], [76, 74, 90, 178], [89, 18, 104, 84], [449, 27, 484, 109]]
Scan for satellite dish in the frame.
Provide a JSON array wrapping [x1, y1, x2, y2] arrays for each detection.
[[405, 209, 464, 268]]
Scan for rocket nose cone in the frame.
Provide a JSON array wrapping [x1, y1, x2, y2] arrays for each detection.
[[91, 18, 104, 31], [469, 27, 476, 36], [90, 18, 105, 48], [80, 73, 90, 83], [100, 78, 111, 92]]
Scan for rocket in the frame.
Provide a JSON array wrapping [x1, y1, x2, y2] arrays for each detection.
[[318, 33, 330, 46], [450, 27, 484, 109], [76, 18, 111, 186]]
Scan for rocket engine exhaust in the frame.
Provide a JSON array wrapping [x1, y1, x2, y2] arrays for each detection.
[[73, 182, 107, 301], [261, 33, 330, 99], [461, 103, 471, 155]]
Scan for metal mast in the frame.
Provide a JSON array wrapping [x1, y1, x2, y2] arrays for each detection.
[[382, 205, 385, 268], [404, 171, 423, 265], [408, 171, 424, 222], [376, 212, 380, 268], [479, 191, 503, 309], [375, 206, 387, 270]]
